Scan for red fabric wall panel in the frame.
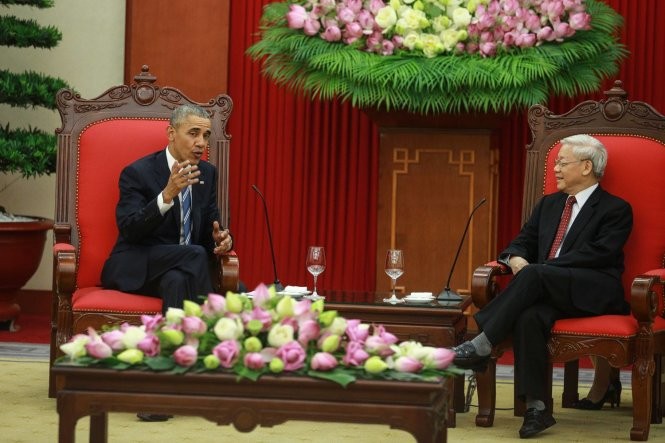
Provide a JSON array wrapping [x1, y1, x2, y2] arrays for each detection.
[[226, 0, 665, 292]]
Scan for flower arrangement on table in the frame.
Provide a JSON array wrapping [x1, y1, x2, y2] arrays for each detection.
[[247, 0, 626, 114], [57, 284, 462, 386]]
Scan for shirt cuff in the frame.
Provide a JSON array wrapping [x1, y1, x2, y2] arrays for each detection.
[[157, 192, 174, 215]]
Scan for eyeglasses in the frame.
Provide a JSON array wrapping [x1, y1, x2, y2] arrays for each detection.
[[554, 158, 590, 168]]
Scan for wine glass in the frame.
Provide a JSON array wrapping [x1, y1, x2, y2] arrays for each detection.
[[306, 246, 326, 300], [383, 249, 405, 304]]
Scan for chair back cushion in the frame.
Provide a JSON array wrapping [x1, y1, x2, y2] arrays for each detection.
[[76, 118, 208, 289], [542, 135, 665, 299]]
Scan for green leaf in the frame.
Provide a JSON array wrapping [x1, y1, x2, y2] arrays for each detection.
[[144, 356, 176, 371], [307, 369, 357, 387]]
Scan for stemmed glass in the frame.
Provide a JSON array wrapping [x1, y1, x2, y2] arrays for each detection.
[[306, 246, 326, 300], [383, 249, 405, 304]]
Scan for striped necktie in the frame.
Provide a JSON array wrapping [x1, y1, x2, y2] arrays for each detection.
[[548, 195, 576, 259], [181, 186, 191, 245]]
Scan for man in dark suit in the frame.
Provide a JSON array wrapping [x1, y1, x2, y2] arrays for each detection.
[[101, 103, 233, 313], [453, 134, 632, 439]]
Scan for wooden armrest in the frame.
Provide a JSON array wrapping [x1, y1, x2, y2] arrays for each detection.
[[471, 261, 511, 309], [53, 243, 76, 295], [631, 273, 663, 323], [218, 250, 240, 293]]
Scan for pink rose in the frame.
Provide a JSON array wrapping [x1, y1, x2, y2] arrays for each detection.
[[537, 26, 555, 42], [356, 10, 375, 31], [311, 352, 338, 371], [303, 18, 322, 36], [276, 341, 306, 371], [212, 340, 240, 368], [368, 0, 385, 15], [137, 334, 160, 357], [394, 356, 423, 373], [286, 4, 308, 29], [479, 41, 498, 57], [173, 345, 198, 367], [243, 352, 266, 370]]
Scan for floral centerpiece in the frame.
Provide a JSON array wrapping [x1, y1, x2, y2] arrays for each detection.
[[247, 0, 626, 114], [57, 284, 462, 386]]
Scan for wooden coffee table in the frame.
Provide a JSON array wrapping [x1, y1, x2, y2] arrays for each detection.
[[324, 291, 471, 425], [53, 366, 450, 443]]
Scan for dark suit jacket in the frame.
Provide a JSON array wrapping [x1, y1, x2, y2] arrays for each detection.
[[501, 186, 632, 315], [101, 150, 221, 292]]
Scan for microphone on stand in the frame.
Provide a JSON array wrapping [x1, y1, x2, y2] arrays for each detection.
[[437, 197, 487, 302], [252, 184, 284, 292]]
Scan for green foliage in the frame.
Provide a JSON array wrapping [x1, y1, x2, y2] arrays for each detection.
[[0, 15, 61, 48], [0, 70, 67, 108], [0, 124, 57, 177], [1, 0, 54, 7], [1, 0, 68, 178], [248, 0, 627, 115]]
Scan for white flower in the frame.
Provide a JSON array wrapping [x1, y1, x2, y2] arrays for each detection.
[[121, 325, 146, 349], [267, 323, 295, 347], [375, 6, 398, 30], [213, 317, 244, 341], [60, 334, 90, 359], [165, 307, 185, 324], [327, 316, 348, 336], [451, 7, 471, 28]]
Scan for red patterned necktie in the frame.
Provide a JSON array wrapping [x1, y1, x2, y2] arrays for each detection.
[[548, 195, 576, 259]]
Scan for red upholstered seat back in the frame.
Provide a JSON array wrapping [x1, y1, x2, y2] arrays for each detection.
[[543, 135, 665, 301], [76, 119, 208, 289]]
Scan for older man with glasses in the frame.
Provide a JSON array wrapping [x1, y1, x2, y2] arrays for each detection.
[[451, 134, 632, 439]]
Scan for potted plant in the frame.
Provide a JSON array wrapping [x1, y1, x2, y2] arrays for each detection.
[[0, 0, 70, 330]]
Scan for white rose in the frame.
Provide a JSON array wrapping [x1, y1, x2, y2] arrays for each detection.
[[214, 317, 244, 341], [267, 324, 295, 347]]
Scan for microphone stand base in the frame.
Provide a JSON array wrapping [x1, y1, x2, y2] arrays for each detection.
[[273, 281, 285, 292], [437, 289, 464, 306]]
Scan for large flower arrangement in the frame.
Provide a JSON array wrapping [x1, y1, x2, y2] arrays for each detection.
[[57, 284, 462, 386], [247, 0, 626, 114]]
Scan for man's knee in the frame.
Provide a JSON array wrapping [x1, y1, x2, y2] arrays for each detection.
[[182, 245, 208, 264]]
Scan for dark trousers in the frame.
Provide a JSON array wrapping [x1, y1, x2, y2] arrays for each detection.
[[474, 265, 590, 402], [139, 244, 214, 313]]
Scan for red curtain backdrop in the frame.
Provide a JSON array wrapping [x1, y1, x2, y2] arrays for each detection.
[[227, 0, 665, 292]]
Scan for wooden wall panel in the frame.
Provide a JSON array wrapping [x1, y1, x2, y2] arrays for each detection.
[[124, 0, 230, 101], [376, 129, 499, 297]]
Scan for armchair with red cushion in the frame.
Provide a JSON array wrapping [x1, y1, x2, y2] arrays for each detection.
[[49, 66, 239, 396], [470, 81, 665, 441]]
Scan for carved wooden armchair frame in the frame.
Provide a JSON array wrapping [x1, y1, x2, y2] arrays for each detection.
[[49, 66, 239, 396], [470, 81, 665, 441]]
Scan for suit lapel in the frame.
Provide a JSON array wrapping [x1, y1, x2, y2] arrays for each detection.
[[560, 187, 603, 253]]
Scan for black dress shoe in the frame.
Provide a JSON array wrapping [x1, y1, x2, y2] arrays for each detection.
[[452, 342, 490, 371], [519, 408, 556, 438], [137, 413, 173, 422]]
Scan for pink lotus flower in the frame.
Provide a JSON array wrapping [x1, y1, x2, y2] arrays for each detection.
[[101, 329, 125, 351], [212, 340, 240, 368], [244, 352, 266, 370], [286, 4, 308, 29], [342, 340, 369, 366], [297, 319, 320, 345], [141, 314, 163, 333], [137, 334, 160, 357], [84, 328, 112, 359], [202, 292, 225, 317], [394, 356, 424, 373], [569, 12, 591, 30], [426, 347, 455, 370], [322, 25, 342, 42], [311, 352, 338, 371], [337, 7, 355, 25], [276, 341, 306, 371], [182, 316, 207, 335], [173, 345, 197, 367]]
